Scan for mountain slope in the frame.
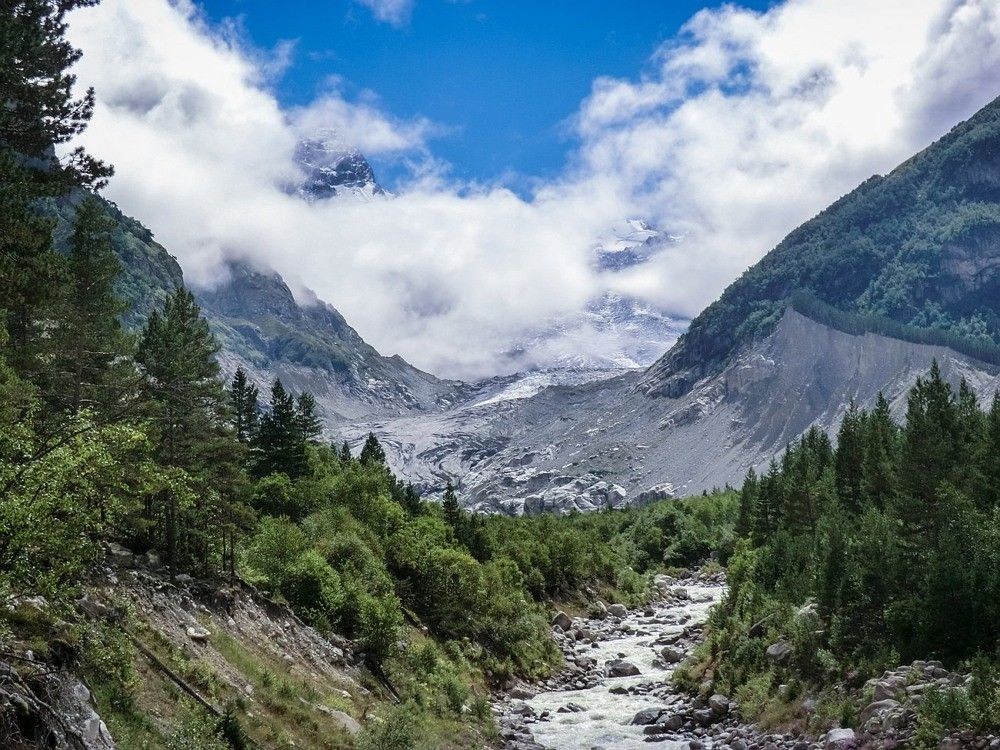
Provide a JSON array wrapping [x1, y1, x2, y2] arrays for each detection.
[[650, 94, 1000, 397], [363, 308, 998, 514], [357, 94, 1000, 513], [198, 261, 464, 426]]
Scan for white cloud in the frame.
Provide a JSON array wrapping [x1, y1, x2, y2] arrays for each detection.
[[355, 0, 413, 27], [65, 0, 1000, 379], [575, 0, 1000, 317]]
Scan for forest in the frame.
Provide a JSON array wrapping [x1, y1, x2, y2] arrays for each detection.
[[699, 364, 1000, 744]]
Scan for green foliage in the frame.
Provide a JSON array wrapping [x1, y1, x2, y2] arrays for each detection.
[[711, 365, 1000, 734], [666, 98, 1000, 393]]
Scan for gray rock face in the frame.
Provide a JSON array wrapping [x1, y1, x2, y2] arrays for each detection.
[[199, 261, 466, 430], [356, 308, 1000, 514]]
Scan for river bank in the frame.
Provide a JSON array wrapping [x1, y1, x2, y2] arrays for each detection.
[[492, 570, 812, 750]]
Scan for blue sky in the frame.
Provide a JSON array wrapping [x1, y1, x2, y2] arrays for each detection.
[[197, 0, 774, 186]]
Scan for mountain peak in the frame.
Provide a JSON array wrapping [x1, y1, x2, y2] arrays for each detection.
[[294, 134, 387, 202]]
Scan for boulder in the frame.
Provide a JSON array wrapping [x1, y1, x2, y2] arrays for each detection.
[[657, 714, 685, 731], [552, 611, 573, 630], [692, 708, 714, 726], [105, 542, 135, 566], [509, 686, 535, 700], [661, 646, 685, 664], [860, 699, 900, 725], [186, 625, 211, 642], [765, 640, 793, 666], [708, 694, 731, 715], [630, 707, 666, 725], [824, 728, 856, 750], [608, 603, 628, 618], [606, 659, 641, 677]]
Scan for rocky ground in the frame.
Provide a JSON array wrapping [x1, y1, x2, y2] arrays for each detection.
[[492, 572, 997, 750]]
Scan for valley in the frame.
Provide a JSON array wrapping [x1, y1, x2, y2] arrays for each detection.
[[4, 2, 1000, 749]]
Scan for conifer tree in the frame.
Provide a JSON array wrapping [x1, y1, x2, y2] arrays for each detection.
[[442, 481, 461, 529], [135, 287, 230, 571], [834, 403, 866, 513], [52, 198, 131, 414], [899, 361, 959, 551], [229, 367, 259, 444], [403, 482, 422, 516], [339, 440, 353, 464], [1, 0, 113, 378], [735, 467, 758, 537], [861, 393, 898, 509], [359, 432, 386, 467], [296, 391, 323, 443], [255, 379, 308, 479]]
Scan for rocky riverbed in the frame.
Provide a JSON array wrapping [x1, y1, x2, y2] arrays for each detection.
[[495, 571, 818, 750], [494, 572, 1000, 750]]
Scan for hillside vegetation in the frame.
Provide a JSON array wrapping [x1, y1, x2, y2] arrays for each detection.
[[653, 95, 1000, 395], [693, 364, 1000, 745]]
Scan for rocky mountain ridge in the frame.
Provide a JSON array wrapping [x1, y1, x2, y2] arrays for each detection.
[[356, 308, 1000, 514]]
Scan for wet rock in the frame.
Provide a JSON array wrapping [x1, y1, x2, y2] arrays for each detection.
[[608, 603, 628, 618], [607, 659, 641, 677], [661, 646, 685, 664], [631, 707, 667, 725]]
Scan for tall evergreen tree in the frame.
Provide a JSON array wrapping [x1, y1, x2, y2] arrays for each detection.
[[52, 198, 131, 414], [135, 287, 229, 570], [229, 367, 259, 444], [359, 432, 386, 467], [861, 393, 898, 509], [1, 0, 113, 378], [834, 403, 866, 513], [442, 481, 460, 530], [339, 440, 353, 464], [295, 391, 323, 443], [255, 379, 308, 479], [735, 467, 759, 537]]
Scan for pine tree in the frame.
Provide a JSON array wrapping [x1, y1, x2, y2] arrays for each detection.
[[834, 403, 866, 513], [735, 467, 758, 537], [136, 288, 222, 468], [52, 198, 132, 414], [135, 287, 229, 571], [255, 380, 308, 479], [0, 0, 113, 191], [442, 481, 461, 529], [975, 393, 1000, 511], [229, 367, 259, 444], [295, 392, 323, 443], [861, 393, 898, 509], [0, 0, 113, 379], [359, 432, 386, 467], [403, 482, 422, 516], [339, 440, 353, 464]]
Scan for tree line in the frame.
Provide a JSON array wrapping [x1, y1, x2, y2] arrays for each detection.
[[709, 362, 1000, 734]]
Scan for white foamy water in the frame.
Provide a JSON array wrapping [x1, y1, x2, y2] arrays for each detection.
[[523, 584, 725, 750]]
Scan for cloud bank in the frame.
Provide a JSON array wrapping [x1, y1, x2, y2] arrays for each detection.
[[66, 0, 1000, 379]]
